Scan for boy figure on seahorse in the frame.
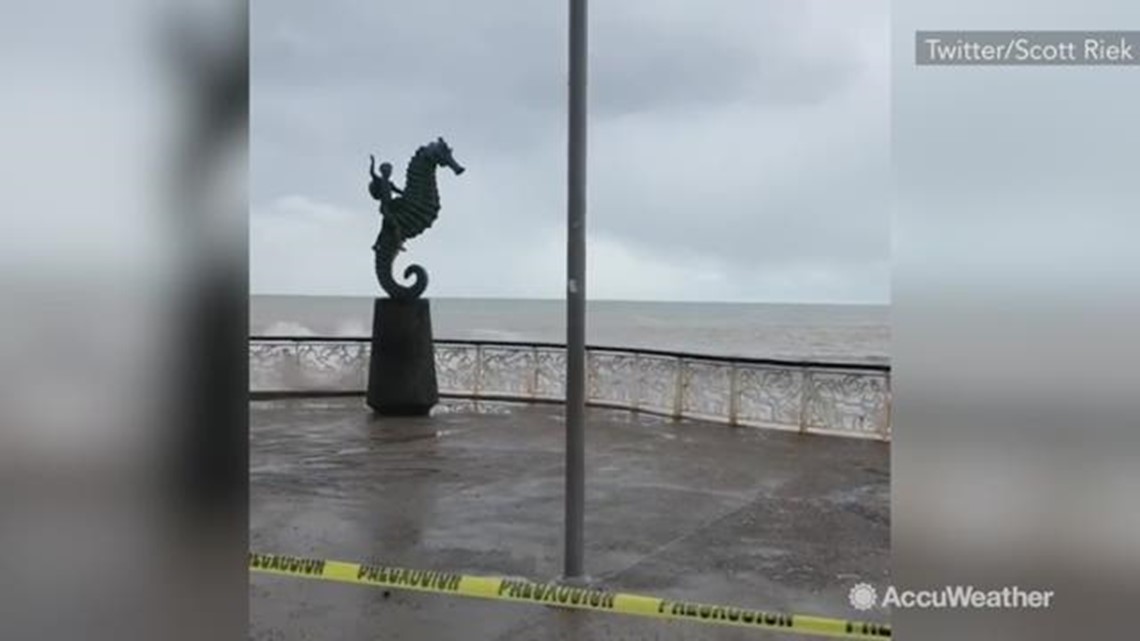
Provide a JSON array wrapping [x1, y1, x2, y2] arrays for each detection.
[[369, 154, 407, 252], [365, 138, 465, 300]]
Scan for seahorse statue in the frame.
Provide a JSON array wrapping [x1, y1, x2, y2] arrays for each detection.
[[369, 137, 465, 299]]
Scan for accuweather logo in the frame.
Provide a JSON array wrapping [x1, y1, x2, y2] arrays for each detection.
[[849, 583, 878, 611], [849, 584, 1054, 610]]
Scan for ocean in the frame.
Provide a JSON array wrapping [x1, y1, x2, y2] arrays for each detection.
[[251, 295, 889, 365]]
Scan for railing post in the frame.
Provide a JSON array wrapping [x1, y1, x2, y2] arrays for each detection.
[[728, 364, 740, 426], [632, 353, 641, 412], [584, 347, 593, 403], [473, 344, 484, 398], [672, 357, 685, 419], [292, 339, 303, 392], [882, 374, 892, 440], [358, 341, 370, 391], [798, 367, 812, 433], [528, 346, 539, 399]]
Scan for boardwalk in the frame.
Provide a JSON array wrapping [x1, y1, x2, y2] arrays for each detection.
[[250, 397, 889, 640]]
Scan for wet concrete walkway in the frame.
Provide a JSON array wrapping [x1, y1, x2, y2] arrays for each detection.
[[250, 397, 889, 640]]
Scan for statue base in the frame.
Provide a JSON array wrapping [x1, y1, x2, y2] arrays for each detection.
[[366, 298, 439, 416]]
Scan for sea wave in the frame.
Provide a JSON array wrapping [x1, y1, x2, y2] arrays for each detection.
[[262, 321, 315, 336]]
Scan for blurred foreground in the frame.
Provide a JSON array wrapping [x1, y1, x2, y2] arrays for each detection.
[[0, 1, 247, 639]]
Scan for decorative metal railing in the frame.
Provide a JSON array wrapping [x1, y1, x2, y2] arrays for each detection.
[[250, 337, 891, 440]]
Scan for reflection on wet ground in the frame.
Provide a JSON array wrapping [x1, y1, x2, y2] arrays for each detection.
[[251, 397, 890, 640]]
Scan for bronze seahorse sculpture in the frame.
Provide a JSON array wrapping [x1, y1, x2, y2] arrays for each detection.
[[368, 137, 465, 300]]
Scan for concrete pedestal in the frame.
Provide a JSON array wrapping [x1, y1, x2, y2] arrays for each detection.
[[366, 298, 438, 416]]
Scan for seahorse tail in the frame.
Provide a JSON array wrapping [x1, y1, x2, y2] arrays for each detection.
[[374, 224, 428, 299], [400, 264, 428, 299]]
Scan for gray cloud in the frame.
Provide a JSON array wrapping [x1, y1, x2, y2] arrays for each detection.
[[251, 0, 889, 302]]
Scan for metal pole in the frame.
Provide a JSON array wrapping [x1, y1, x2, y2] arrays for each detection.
[[564, 0, 588, 580]]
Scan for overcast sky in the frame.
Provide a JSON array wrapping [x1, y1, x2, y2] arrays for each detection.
[[250, 0, 888, 302]]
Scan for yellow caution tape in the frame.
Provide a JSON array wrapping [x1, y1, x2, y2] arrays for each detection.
[[250, 552, 891, 639]]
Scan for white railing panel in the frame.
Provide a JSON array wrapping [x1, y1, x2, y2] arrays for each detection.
[[634, 355, 678, 415], [478, 346, 534, 398], [803, 369, 891, 437], [588, 350, 637, 406], [534, 348, 566, 400], [681, 360, 733, 421], [735, 364, 805, 428], [436, 343, 478, 395]]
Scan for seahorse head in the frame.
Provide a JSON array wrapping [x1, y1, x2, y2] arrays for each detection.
[[428, 137, 465, 175]]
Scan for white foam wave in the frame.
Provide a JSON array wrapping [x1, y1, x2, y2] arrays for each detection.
[[262, 321, 315, 336]]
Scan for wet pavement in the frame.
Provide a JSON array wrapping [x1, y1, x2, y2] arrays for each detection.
[[250, 397, 890, 640]]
